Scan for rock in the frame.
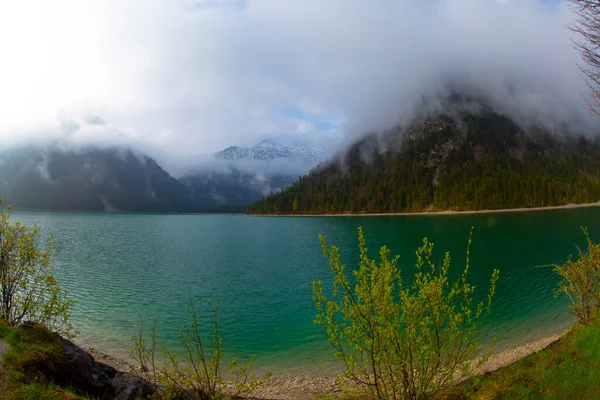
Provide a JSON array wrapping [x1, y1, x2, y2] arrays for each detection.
[[53, 337, 117, 399], [112, 371, 155, 400], [52, 338, 157, 399], [52, 337, 156, 399], [11, 323, 155, 399]]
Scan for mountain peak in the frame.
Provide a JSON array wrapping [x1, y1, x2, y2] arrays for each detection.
[[215, 140, 327, 162]]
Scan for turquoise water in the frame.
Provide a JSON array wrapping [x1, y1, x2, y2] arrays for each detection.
[[11, 208, 600, 372]]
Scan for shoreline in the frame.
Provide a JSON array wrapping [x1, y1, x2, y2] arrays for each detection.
[[253, 331, 570, 400], [82, 328, 572, 400], [249, 201, 600, 217], [75, 341, 140, 375], [14, 201, 600, 218]]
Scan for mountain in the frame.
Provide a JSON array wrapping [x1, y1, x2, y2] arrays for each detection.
[[0, 115, 323, 213], [179, 170, 294, 211], [179, 140, 328, 209], [0, 142, 281, 213], [246, 107, 600, 214], [0, 144, 192, 212], [215, 140, 326, 162], [0, 115, 199, 212], [0, 129, 328, 212]]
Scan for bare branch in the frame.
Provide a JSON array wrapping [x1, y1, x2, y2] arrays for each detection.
[[569, 0, 600, 117]]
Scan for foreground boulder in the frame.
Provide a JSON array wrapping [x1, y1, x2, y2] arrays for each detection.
[[19, 322, 154, 400], [53, 337, 118, 398], [54, 337, 156, 399], [112, 371, 155, 400]]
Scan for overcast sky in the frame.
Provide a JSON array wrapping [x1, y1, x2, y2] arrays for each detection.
[[0, 0, 593, 171]]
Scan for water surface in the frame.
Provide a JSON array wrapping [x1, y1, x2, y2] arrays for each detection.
[[13, 208, 598, 371]]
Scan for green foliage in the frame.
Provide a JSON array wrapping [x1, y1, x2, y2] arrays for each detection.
[[247, 114, 600, 214], [444, 319, 600, 400], [550, 228, 600, 325], [313, 227, 499, 400], [132, 297, 269, 399], [2, 323, 63, 380], [0, 323, 85, 400], [0, 198, 73, 336], [0, 382, 86, 400]]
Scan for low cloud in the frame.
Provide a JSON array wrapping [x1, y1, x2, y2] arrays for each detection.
[[0, 0, 594, 174]]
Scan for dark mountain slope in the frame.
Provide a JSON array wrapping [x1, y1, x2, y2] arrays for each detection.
[[0, 145, 191, 212], [0, 141, 302, 213], [246, 111, 600, 214], [180, 170, 294, 212]]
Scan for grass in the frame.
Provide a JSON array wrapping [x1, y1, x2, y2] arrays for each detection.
[[440, 319, 600, 400], [0, 322, 87, 400]]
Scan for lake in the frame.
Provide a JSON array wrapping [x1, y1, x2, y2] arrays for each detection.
[[11, 208, 599, 373]]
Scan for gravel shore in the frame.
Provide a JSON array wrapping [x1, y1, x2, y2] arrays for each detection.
[[80, 329, 569, 400], [252, 331, 569, 399], [470, 331, 566, 376], [77, 342, 141, 375]]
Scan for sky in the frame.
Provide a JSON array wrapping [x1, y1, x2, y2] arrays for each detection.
[[0, 0, 594, 173]]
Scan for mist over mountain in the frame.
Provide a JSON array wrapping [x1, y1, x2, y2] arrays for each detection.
[[0, 144, 191, 212], [0, 141, 293, 213], [178, 139, 329, 209], [2, 1, 600, 213], [4, 87, 600, 215], [1, 0, 596, 172], [179, 171, 294, 210], [0, 117, 329, 212], [247, 100, 600, 215]]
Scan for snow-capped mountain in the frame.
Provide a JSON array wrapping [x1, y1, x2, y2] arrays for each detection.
[[215, 140, 327, 162], [0, 118, 330, 212], [176, 140, 329, 210]]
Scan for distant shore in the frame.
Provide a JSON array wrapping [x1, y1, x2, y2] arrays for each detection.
[[250, 201, 600, 218]]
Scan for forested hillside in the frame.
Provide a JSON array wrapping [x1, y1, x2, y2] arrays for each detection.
[[246, 111, 600, 214]]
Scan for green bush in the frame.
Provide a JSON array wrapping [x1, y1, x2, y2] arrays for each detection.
[[313, 227, 499, 400], [0, 198, 73, 336], [551, 228, 600, 325], [132, 297, 268, 399]]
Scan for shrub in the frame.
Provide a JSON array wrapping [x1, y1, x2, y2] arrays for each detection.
[[132, 297, 268, 399], [551, 228, 600, 325], [313, 227, 499, 400], [0, 198, 73, 336]]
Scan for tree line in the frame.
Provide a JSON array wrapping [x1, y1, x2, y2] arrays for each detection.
[[247, 113, 600, 214]]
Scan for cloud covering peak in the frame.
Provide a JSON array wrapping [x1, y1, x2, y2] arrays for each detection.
[[0, 0, 593, 172]]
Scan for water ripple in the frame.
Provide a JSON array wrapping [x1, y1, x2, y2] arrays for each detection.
[[11, 208, 598, 369]]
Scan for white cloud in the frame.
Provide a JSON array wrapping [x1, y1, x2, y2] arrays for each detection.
[[296, 120, 315, 135], [0, 0, 594, 173]]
